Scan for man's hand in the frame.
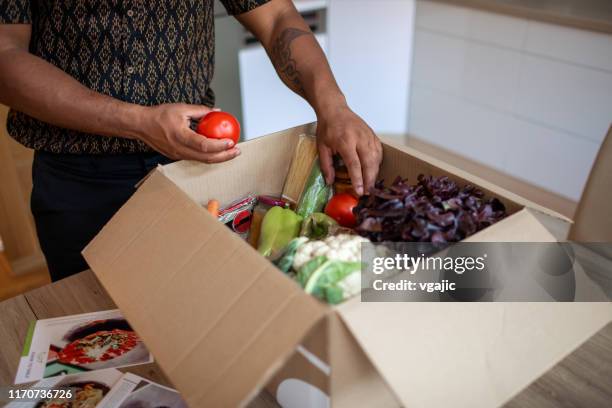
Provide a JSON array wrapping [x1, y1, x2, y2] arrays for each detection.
[[316, 105, 382, 196], [136, 103, 240, 163], [0, 25, 238, 165], [236, 1, 383, 195]]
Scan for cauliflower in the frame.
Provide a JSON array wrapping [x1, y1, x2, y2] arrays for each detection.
[[293, 234, 369, 270], [334, 271, 362, 299]]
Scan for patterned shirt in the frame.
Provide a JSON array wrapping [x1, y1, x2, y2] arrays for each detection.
[[0, 0, 268, 154]]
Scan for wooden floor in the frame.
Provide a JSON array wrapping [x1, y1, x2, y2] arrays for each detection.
[[0, 250, 49, 302], [504, 322, 612, 408]]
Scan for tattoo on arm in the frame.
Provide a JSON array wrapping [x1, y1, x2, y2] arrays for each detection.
[[271, 27, 312, 97]]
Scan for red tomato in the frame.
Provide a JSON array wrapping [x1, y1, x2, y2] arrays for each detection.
[[196, 111, 240, 145], [325, 193, 359, 227]]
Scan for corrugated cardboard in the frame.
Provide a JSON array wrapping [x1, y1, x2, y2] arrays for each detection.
[[570, 125, 612, 241], [84, 123, 612, 407]]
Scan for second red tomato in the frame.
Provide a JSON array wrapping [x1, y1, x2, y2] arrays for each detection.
[[196, 111, 240, 145], [325, 193, 358, 227]]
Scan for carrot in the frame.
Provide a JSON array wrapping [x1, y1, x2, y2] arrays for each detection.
[[207, 199, 219, 218]]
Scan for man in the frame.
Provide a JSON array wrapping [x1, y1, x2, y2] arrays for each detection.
[[0, 0, 382, 281]]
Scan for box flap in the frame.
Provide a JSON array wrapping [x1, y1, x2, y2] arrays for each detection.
[[335, 208, 605, 407], [570, 125, 612, 241], [83, 170, 327, 407], [336, 208, 612, 408], [462, 207, 569, 243], [328, 313, 401, 408], [337, 300, 612, 408]]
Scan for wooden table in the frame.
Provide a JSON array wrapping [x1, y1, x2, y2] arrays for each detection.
[[1, 271, 611, 407], [0, 271, 277, 408]]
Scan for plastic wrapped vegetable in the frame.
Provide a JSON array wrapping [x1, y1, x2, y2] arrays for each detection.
[[273, 237, 308, 273], [300, 212, 338, 239], [296, 160, 332, 218], [297, 256, 362, 304], [257, 206, 303, 258], [273, 234, 370, 303], [293, 234, 369, 270]]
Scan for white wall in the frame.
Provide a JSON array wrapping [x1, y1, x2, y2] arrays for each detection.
[[239, 0, 416, 139], [327, 0, 415, 135], [409, 0, 612, 200], [212, 14, 245, 125], [240, 34, 327, 139]]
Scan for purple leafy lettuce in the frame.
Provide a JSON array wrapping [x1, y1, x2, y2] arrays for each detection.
[[354, 175, 506, 242]]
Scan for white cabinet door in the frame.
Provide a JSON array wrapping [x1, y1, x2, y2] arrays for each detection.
[[327, 0, 416, 135], [239, 34, 328, 140]]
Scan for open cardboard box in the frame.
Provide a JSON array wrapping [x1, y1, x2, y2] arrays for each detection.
[[83, 123, 612, 407]]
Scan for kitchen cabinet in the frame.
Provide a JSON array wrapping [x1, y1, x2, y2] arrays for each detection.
[[0, 105, 47, 277]]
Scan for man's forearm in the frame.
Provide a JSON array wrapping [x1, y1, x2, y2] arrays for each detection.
[[0, 48, 144, 139], [237, 0, 382, 194], [264, 9, 347, 117]]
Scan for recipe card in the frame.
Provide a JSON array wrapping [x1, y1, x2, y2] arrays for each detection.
[[15, 310, 153, 384], [98, 372, 187, 408], [5, 368, 123, 407]]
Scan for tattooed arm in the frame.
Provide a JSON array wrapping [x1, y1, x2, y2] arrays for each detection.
[[236, 0, 382, 195]]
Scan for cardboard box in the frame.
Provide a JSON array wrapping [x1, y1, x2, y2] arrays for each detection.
[[83, 123, 612, 407]]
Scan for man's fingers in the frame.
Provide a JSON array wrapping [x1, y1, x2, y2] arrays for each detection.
[[200, 133, 235, 152], [182, 104, 214, 120], [318, 144, 335, 185], [201, 147, 241, 163], [338, 144, 364, 196], [176, 144, 241, 163], [357, 140, 380, 194], [180, 130, 234, 153]]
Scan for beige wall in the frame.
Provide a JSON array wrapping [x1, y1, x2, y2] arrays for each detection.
[[0, 104, 47, 276]]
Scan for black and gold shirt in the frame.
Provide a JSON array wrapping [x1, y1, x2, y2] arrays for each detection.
[[0, 0, 268, 154]]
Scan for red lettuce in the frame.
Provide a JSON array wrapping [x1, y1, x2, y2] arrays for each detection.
[[354, 175, 506, 243]]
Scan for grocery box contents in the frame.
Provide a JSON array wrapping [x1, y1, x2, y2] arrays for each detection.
[[281, 135, 319, 206], [355, 174, 507, 243], [257, 205, 302, 258], [15, 310, 153, 385], [295, 159, 333, 218], [216, 194, 257, 240], [202, 138, 508, 305], [280, 234, 369, 304]]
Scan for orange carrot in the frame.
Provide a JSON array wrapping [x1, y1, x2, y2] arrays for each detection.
[[207, 199, 219, 218]]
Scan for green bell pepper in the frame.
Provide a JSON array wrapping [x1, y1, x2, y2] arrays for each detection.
[[257, 206, 303, 258], [299, 212, 338, 239]]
